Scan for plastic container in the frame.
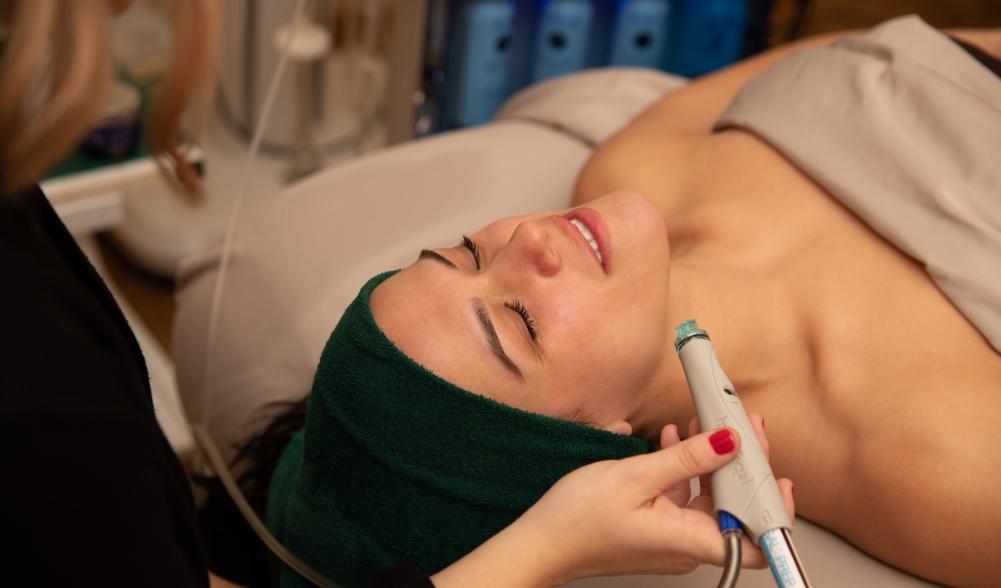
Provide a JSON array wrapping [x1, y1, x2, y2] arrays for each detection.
[[82, 80, 142, 159], [531, 0, 595, 82]]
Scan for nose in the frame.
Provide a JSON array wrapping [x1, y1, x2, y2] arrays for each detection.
[[505, 220, 561, 277]]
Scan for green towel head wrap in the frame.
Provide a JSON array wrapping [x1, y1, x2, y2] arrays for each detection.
[[268, 271, 651, 587]]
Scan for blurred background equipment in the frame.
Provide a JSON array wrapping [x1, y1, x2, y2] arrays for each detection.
[[215, 0, 389, 162], [608, 0, 673, 69], [426, 0, 797, 133], [531, 0, 596, 82], [446, 0, 518, 127], [418, 0, 1001, 133], [669, 0, 750, 76], [53, 0, 427, 282]]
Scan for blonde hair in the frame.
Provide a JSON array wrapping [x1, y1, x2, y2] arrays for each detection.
[[0, 0, 219, 198]]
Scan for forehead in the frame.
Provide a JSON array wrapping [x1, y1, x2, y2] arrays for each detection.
[[369, 260, 495, 391]]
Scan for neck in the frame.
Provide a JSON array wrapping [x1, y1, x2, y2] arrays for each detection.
[[638, 220, 791, 439]]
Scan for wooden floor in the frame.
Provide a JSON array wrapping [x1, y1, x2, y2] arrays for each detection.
[[101, 0, 1000, 356]]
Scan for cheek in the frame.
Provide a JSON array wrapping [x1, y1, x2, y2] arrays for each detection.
[[545, 304, 666, 409]]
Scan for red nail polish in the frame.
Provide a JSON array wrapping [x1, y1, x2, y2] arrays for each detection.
[[710, 429, 736, 455]]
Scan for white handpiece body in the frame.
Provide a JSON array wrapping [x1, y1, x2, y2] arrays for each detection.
[[677, 334, 791, 543]]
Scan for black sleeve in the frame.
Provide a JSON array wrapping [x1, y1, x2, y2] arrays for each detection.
[[195, 476, 270, 587], [0, 241, 207, 586], [365, 562, 436, 588]]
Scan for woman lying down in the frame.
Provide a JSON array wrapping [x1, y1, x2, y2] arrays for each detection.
[[222, 15, 1001, 588]]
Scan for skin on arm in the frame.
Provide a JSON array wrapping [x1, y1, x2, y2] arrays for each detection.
[[950, 28, 1001, 58], [571, 30, 852, 204], [588, 24, 998, 140], [209, 573, 244, 588], [573, 26, 1000, 205]]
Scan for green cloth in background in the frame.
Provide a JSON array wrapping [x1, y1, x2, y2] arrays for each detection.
[[42, 71, 151, 180], [267, 271, 651, 588]]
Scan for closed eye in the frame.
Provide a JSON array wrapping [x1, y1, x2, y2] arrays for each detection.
[[461, 235, 481, 270], [505, 300, 537, 341], [456, 235, 537, 345]]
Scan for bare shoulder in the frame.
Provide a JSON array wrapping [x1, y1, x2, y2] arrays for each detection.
[[949, 27, 1001, 59], [573, 23, 1000, 207], [572, 30, 850, 205]]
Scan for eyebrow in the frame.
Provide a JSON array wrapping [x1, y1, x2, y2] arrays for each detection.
[[418, 249, 456, 269], [416, 248, 523, 378], [472, 297, 523, 379]]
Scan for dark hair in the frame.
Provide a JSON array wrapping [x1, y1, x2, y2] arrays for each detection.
[[194, 397, 309, 587], [233, 397, 310, 517]]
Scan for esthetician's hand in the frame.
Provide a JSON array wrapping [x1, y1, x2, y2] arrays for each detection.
[[432, 414, 795, 588], [676, 415, 794, 528]]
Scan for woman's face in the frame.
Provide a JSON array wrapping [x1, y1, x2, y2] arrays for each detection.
[[370, 191, 672, 435]]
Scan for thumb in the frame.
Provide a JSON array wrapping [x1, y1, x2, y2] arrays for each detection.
[[630, 427, 742, 492]]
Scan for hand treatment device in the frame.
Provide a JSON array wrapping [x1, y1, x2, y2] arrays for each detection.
[[675, 320, 811, 588]]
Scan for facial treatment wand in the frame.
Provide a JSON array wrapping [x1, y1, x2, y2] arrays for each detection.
[[674, 321, 811, 588]]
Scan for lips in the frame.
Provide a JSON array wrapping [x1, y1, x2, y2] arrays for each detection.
[[569, 218, 602, 264], [563, 208, 610, 272]]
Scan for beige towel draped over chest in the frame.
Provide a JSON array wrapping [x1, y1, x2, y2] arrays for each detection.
[[717, 15, 1001, 354]]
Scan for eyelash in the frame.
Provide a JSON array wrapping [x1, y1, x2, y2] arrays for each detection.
[[461, 235, 481, 270], [462, 235, 537, 342], [505, 300, 537, 341]]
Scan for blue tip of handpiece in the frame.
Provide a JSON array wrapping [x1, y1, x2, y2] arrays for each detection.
[[718, 511, 743, 533], [674, 320, 709, 351]]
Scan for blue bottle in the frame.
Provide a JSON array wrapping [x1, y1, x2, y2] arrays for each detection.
[[608, 0, 673, 69], [449, 0, 517, 127], [531, 0, 596, 82], [670, 0, 749, 77]]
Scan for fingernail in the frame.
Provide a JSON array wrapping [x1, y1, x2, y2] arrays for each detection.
[[761, 418, 765, 430], [710, 429, 736, 455], [792, 483, 796, 496]]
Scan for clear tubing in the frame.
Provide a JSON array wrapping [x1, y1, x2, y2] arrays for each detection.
[[191, 425, 341, 588], [760, 528, 812, 587], [717, 531, 742, 588], [201, 0, 307, 434], [192, 0, 346, 585]]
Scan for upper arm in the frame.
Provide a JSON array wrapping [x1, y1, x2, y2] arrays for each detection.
[[948, 28, 1001, 60], [626, 31, 851, 137], [571, 31, 851, 204], [572, 23, 996, 205], [586, 23, 995, 143]]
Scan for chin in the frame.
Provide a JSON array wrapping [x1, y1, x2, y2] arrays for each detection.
[[607, 191, 669, 251]]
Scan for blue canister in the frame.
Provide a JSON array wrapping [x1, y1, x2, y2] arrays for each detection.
[[448, 0, 517, 127], [669, 0, 749, 77], [531, 0, 595, 82], [608, 0, 673, 69], [82, 80, 142, 159]]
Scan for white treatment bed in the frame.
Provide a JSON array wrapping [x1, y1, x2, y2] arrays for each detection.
[[172, 68, 941, 588]]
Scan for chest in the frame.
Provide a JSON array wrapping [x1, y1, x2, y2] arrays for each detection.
[[674, 130, 1001, 446]]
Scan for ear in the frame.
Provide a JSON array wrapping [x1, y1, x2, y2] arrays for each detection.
[[603, 420, 633, 436]]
